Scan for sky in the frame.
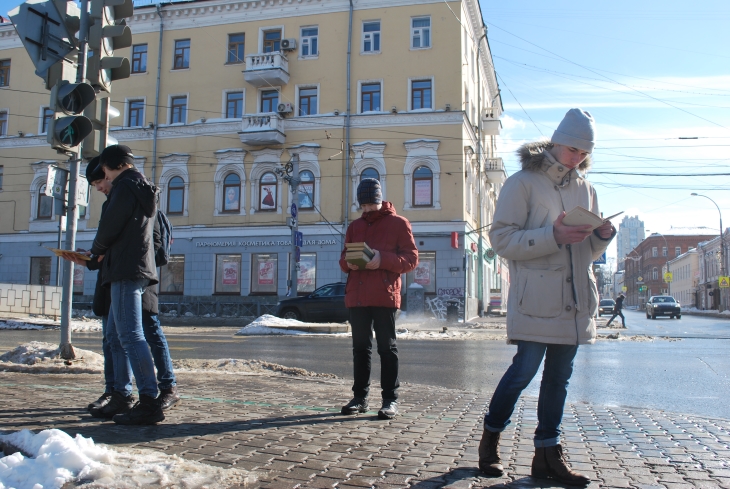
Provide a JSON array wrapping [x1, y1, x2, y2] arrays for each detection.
[[479, 0, 730, 267]]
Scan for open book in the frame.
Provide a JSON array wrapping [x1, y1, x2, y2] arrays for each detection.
[[45, 247, 91, 261], [562, 207, 623, 231]]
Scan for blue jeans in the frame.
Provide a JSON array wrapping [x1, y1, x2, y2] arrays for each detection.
[[484, 341, 578, 448], [101, 315, 115, 394], [110, 279, 158, 398], [142, 311, 176, 390], [106, 312, 133, 396]]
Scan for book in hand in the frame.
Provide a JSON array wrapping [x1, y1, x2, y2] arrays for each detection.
[[562, 207, 623, 231], [345, 242, 375, 268], [45, 247, 91, 261]]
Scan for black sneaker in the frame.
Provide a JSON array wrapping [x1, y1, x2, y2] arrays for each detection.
[[113, 395, 165, 425], [378, 400, 398, 420], [90, 391, 135, 419], [341, 397, 369, 415], [159, 386, 180, 411], [87, 392, 112, 411]]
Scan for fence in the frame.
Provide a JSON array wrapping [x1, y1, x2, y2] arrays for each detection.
[[0, 283, 62, 316]]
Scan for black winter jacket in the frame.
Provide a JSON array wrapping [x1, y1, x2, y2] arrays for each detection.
[[90, 168, 159, 287]]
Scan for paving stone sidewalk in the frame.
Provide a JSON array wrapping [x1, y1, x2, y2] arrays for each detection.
[[1, 371, 729, 489]]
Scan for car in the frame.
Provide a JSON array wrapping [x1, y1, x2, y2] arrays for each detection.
[[598, 299, 616, 317], [275, 282, 348, 323], [645, 295, 681, 319]]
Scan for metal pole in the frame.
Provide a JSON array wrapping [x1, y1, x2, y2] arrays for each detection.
[[76, 0, 89, 83], [290, 154, 300, 297], [59, 155, 79, 359], [476, 30, 487, 316], [56, 207, 63, 286], [152, 4, 164, 183], [344, 0, 353, 233]]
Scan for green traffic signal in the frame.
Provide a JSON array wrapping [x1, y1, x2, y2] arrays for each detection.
[[47, 80, 95, 151]]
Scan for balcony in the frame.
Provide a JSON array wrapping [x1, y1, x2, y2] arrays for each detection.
[[484, 157, 506, 184], [244, 52, 290, 87], [239, 114, 286, 145], [481, 117, 502, 135]]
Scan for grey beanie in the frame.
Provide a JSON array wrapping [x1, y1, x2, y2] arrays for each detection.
[[357, 178, 382, 206], [551, 108, 595, 153]]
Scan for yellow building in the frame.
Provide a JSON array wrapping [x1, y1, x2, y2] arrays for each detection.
[[0, 0, 505, 319]]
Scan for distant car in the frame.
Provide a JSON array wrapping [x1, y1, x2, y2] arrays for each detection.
[[275, 282, 348, 323], [645, 295, 681, 319], [598, 299, 616, 317]]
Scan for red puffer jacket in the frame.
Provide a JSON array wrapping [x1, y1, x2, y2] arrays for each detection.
[[339, 202, 419, 309]]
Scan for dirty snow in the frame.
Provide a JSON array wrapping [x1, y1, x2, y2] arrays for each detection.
[[0, 342, 104, 374], [235, 314, 344, 335], [0, 314, 102, 332], [0, 428, 251, 489], [173, 358, 338, 379]]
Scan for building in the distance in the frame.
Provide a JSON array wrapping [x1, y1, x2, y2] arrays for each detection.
[[0, 0, 505, 319], [616, 215, 644, 271], [666, 248, 699, 309], [696, 230, 730, 311]]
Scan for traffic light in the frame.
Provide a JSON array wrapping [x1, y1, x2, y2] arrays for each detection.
[[47, 80, 95, 151], [87, 0, 133, 92], [82, 94, 121, 158]]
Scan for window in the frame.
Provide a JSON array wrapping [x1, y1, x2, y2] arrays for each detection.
[[259, 172, 277, 211], [411, 17, 431, 49], [298, 87, 317, 116], [128, 100, 145, 127], [652, 247, 658, 257], [361, 167, 380, 181], [413, 166, 433, 207], [30, 257, 51, 285], [301, 27, 318, 57], [406, 251, 436, 293], [0, 111, 7, 136], [251, 253, 277, 294], [653, 268, 658, 280], [261, 89, 279, 113], [167, 176, 185, 215], [0, 59, 9, 87], [362, 21, 381, 52], [361, 83, 381, 112], [160, 255, 185, 294], [227, 33, 245, 63], [411, 79, 432, 110], [37, 185, 52, 219], [676, 246, 682, 257], [225, 91, 243, 118], [263, 30, 281, 53], [222, 173, 241, 212], [41, 107, 53, 134], [0, 166, 3, 190], [216, 254, 241, 294], [298, 170, 314, 210], [173, 39, 190, 69], [662, 247, 667, 257], [131, 44, 147, 73], [170, 96, 187, 124], [298, 253, 316, 293]]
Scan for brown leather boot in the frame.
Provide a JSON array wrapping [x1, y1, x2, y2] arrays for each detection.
[[531, 444, 590, 486], [478, 429, 503, 476]]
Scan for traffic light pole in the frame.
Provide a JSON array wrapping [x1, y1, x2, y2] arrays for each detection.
[[289, 154, 300, 297]]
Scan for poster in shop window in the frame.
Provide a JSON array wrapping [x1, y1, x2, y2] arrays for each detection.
[[222, 261, 239, 285], [259, 260, 275, 285], [260, 185, 276, 210], [298, 254, 316, 292], [414, 261, 431, 286], [73, 266, 84, 286], [414, 179, 432, 206]]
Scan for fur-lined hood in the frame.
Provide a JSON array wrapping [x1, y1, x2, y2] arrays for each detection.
[[517, 139, 592, 172]]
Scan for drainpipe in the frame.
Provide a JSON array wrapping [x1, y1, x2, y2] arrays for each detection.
[[343, 0, 353, 232], [152, 3, 164, 183], [476, 29, 487, 316]]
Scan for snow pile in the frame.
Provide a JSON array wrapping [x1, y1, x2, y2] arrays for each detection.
[[0, 342, 103, 374], [173, 358, 338, 379], [235, 314, 344, 335], [0, 429, 251, 489], [0, 315, 102, 332]]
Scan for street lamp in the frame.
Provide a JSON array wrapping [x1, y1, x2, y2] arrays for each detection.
[[691, 193, 725, 311]]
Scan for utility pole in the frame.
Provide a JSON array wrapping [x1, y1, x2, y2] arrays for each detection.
[[277, 154, 300, 297]]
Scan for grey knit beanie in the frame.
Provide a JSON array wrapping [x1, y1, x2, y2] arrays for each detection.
[[357, 178, 382, 205], [551, 108, 595, 153]]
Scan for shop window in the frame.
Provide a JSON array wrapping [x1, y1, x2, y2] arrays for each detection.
[[160, 255, 185, 294], [298, 170, 315, 210], [298, 253, 316, 293], [215, 254, 241, 294], [227, 33, 245, 63], [412, 166, 433, 207], [167, 176, 185, 215], [258, 172, 277, 211], [222, 173, 241, 212], [406, 251, 436, 294], [251, 253, 278, 294], [37, 184, 53, 219], [30, 257, 51, 285], [73, 266, 84, 294]]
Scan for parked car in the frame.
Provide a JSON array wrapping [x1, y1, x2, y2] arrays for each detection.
[[275, 282, 348, 323], [645, 295, 681, 319], [598, 299, 616, 317]]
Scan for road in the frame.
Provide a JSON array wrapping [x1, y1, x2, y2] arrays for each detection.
[[2, 309, 729, 419]]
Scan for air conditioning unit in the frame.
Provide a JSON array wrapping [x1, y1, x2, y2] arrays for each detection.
[[281, 38, 297, 51], [277, 103, 293, 113]]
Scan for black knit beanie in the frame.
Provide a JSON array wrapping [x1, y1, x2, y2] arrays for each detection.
[[100, 144, 135, 170], [85, 156, 105, 183], [357, 178, 382, 205]]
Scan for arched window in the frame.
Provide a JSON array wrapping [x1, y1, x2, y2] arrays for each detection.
[[298, 170, 315, 210], [38, 185, 53, 219], [361, 167, 379, 181], [222, 173, 241, 212], [412, 166, 433, 207], [259, 172, 277, 211], [652, 267, 658, 280], [167, 176, 185, 215]]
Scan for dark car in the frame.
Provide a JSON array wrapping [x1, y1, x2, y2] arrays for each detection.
[[275, 282, 348, 323], [598, 299, 616, 317], [645, 295, 681, 319]]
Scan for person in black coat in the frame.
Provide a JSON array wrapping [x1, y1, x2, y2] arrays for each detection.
[[606, 293, 626, 327]]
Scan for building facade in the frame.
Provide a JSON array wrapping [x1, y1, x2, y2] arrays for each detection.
[[696, 231, 730, 311], [666, 249, 698, 309], [616, 215, 644, 271], [0, 0, 505, 319]]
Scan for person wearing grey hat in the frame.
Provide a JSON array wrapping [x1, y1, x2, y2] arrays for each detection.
[[476, 109, 616, 486], [338, 178, 418, 420]]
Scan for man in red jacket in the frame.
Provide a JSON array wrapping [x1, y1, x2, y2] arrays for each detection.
[[339, 178, 418, 419]]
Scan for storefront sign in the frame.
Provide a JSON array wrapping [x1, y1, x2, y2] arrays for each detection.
[[196, 239, 337, 248]]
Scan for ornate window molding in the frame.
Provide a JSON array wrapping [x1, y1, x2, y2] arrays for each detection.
[[286, 144, 320, 212], [214, 148, 246, 216], [28, 160, 63, 232], [132, 156, 147, 179], [403, 139, 440, 210], [249, 148, 283, 214], [158, 153, 190, 216], [351, 141, 386, 211]]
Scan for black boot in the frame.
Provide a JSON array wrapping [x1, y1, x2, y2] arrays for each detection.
[[532, 444, 590, 486], [90, 391, 135, 419], [87, 392, 112, 411], [112, 394, 165, 425], [159, 386, 180, 410], [478, 429, 504, 476], [341, 397, 369, 415]]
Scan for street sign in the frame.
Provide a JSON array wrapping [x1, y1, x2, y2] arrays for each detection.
[[719, 276, 730, 288], [290, 203, 298, 218], [76, 175, 88, 206], [593, 252, 606, 265], [664, 272, 673, 283], [295, 246, 301, 263], [295, 231, 303, 247], [637, 276, 643, 282], [621, 286, 628, 292], [46, 165, 67, 200]]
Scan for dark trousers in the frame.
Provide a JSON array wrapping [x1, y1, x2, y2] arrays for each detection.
[[349, 307, 399, 400], [606, 309, 625, 326]]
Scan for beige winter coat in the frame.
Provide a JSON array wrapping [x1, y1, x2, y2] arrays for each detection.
[[488, 141, 614, 345]]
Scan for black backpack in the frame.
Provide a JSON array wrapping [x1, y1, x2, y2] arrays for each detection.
[[155, 210, 173, 267]]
